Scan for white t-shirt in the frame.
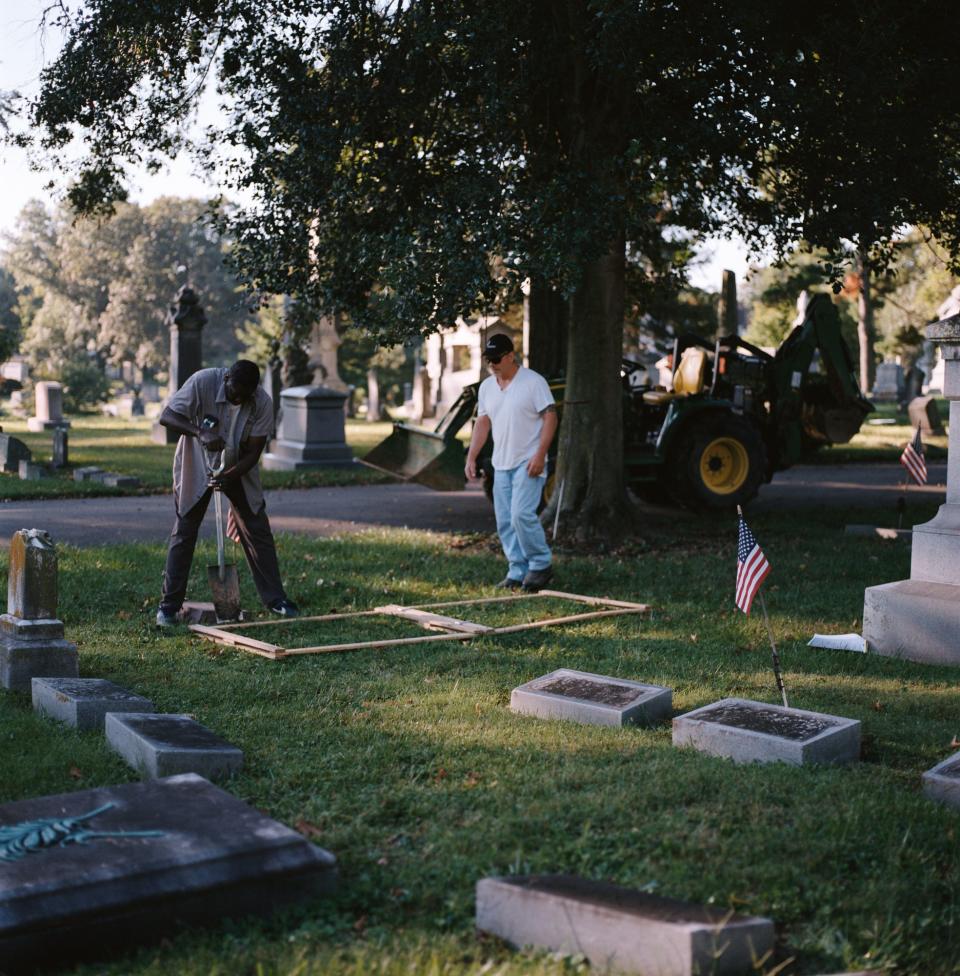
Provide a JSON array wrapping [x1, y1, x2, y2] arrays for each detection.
[[477, 366, 555, 471]]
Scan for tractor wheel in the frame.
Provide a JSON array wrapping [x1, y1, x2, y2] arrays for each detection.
[[672, 415, 766, 511]]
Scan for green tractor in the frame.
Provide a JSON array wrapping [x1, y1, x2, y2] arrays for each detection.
[[362, 294, 873, 510]]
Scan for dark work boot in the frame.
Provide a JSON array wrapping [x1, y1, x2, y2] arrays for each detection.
[[521, 567, 554, 593]]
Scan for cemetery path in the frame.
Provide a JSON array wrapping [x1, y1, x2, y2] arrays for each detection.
[[0, 462, 947, 547]]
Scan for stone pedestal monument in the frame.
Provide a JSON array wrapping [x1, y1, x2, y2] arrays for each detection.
[[151, 287, 207, 445], [262, 386, 354, 470], [28, 381, 70, 432], [0, 529, 78, 691], [864, 314, 960, 664]]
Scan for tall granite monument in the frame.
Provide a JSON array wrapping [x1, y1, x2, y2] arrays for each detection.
[[151, 287, 207, 445], [863, 314, 960, 663], [0, 529, 78, 691]]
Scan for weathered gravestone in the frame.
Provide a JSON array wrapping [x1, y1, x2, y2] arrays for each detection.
[[73, 466, 104, 482], [106, 712, 243, 779], [907, 395, 944, 435], [32, 677, 155, 731], [672, 698, 860, 766], [262, 385, 354, 469], [864, 315, 960, 663], [17, 460, 44, 481], [151, 286, 207, 445], [921, 753, 960, 810], [0, 432, 31, 473], [871, 361, 904, 402], [476, 874, 773, 976], [28, 380, 70, 432], [511, 668, 672, 727], [51, 425, 68, 468], [0, 529, 78, 691], [0, 773, 337, 974]]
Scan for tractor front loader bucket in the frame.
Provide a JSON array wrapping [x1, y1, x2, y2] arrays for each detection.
[[361, 424, 467, 490]]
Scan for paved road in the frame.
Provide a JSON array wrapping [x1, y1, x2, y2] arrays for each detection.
[[0, 462, 946, 548]]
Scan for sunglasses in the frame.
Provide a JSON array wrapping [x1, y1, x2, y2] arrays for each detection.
[[484, 353, 505, 365]]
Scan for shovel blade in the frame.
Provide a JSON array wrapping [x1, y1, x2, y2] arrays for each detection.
[[207, 563, 241, 622]]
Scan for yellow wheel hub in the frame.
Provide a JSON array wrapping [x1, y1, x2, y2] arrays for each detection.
[[698, 437, 749, 494]]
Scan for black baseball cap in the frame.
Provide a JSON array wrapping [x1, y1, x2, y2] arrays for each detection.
[[483, 334, 514, 360]]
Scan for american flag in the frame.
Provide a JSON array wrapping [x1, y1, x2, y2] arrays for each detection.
[[736, 514, 770, 615], [900, 425, 927, 486]]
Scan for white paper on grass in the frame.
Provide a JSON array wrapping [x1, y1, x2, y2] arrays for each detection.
[[807, 633, 867, 653]]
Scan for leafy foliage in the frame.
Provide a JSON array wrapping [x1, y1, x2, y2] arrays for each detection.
[[2, 198, 253, 380]]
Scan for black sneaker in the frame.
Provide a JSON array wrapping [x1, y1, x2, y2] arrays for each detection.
[[521, 567, 554, 593], [495, 577, 523, 590], [156, 608, 180, 628], [269, 599, 300, 618]]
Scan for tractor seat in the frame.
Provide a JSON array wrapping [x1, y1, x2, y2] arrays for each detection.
[[642, 347, 708, 405]]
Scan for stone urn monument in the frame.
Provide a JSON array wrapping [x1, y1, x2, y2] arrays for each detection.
[[863, 314, 960, 663]]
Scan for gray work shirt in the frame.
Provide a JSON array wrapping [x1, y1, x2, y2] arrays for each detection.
[[167, 367, 274, 515]]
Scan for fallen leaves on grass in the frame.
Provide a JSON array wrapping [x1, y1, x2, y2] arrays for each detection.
[[294, 818, 324, 839]]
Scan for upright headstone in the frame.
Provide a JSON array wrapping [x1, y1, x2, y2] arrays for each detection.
[[0, 529, 78, 691], [0, 433, 31, 473], [864, 314, 960, 663], [263, 356, 283, 433], [718, 269, 738, 336], [908, 395, 944, 435], [871, 361, 903, 402], [151, 286, 207, 445], [28, 381, 70, 432], [901, 365, 924, 408], [261, 386, 354, 470], [51, 426, 69, 469]]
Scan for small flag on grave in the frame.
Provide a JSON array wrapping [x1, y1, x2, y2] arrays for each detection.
[[900, 425, 927, 486], [735, 513, 770, 616]]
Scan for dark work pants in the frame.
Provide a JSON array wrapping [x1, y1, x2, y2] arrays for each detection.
[[160, 481, 287, 613]]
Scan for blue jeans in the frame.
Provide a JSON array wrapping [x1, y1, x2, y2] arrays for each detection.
[[492, 462, 552, 581]]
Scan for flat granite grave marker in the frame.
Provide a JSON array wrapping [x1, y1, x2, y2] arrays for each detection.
[[476, 874, 773, 976], [32, 677, 155, 731], [511, 668, 672, 727], [106, 712, 243, 779], [73, 466, 104, 482], [672, 698, 860, 766], [0, 529, 78, 691], [0, 773, 337, 974], [921, 752, 960, 810]]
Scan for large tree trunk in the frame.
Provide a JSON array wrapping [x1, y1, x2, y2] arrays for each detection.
[[542, 235, 637, 542], [857, 243, 876, 394], [526, 277, 568, 378]]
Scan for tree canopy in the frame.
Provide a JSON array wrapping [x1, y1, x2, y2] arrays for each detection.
[[17, 0, 960, 534]]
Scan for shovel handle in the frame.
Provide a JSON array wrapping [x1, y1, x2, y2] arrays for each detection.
[[214, 488, 226, 581]]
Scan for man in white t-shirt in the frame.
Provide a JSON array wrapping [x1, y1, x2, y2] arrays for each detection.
[[155, 360, 299, 627], [465, 334, 558, 591]]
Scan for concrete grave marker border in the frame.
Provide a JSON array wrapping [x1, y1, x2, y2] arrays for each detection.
[[476, 874, 774, 976], [672, 697, 860, 766], [921, 752, 960, 810], [511, 668, 672, 727]]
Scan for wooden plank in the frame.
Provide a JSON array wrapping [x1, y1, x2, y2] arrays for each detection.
[[402, 593, 542, 610], [188, 624, 284, 657], [281, 631, 476, 656], [376, 605, 492, 633], [490, 607, 648, 635], [208, 609, 384, 631], [535, 590, 651, 611]]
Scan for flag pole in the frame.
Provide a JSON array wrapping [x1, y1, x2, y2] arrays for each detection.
[[757, 590, 789, 708], [738, 505, 788, 708]]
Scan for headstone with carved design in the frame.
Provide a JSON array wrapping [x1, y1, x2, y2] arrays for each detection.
[[0, 529, 78, 691]]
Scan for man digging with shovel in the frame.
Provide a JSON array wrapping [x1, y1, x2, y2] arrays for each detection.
[[155, 360, 299, 627]]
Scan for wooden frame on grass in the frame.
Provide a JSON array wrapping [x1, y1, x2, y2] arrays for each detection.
[[188, 589, 651, 660]]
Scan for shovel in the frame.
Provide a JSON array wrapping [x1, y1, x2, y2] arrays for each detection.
[[202, 428, 242, 622]]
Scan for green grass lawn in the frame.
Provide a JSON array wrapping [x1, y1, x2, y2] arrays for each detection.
[[2, 501, 959, 975], [0, 417, 395, 499]]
